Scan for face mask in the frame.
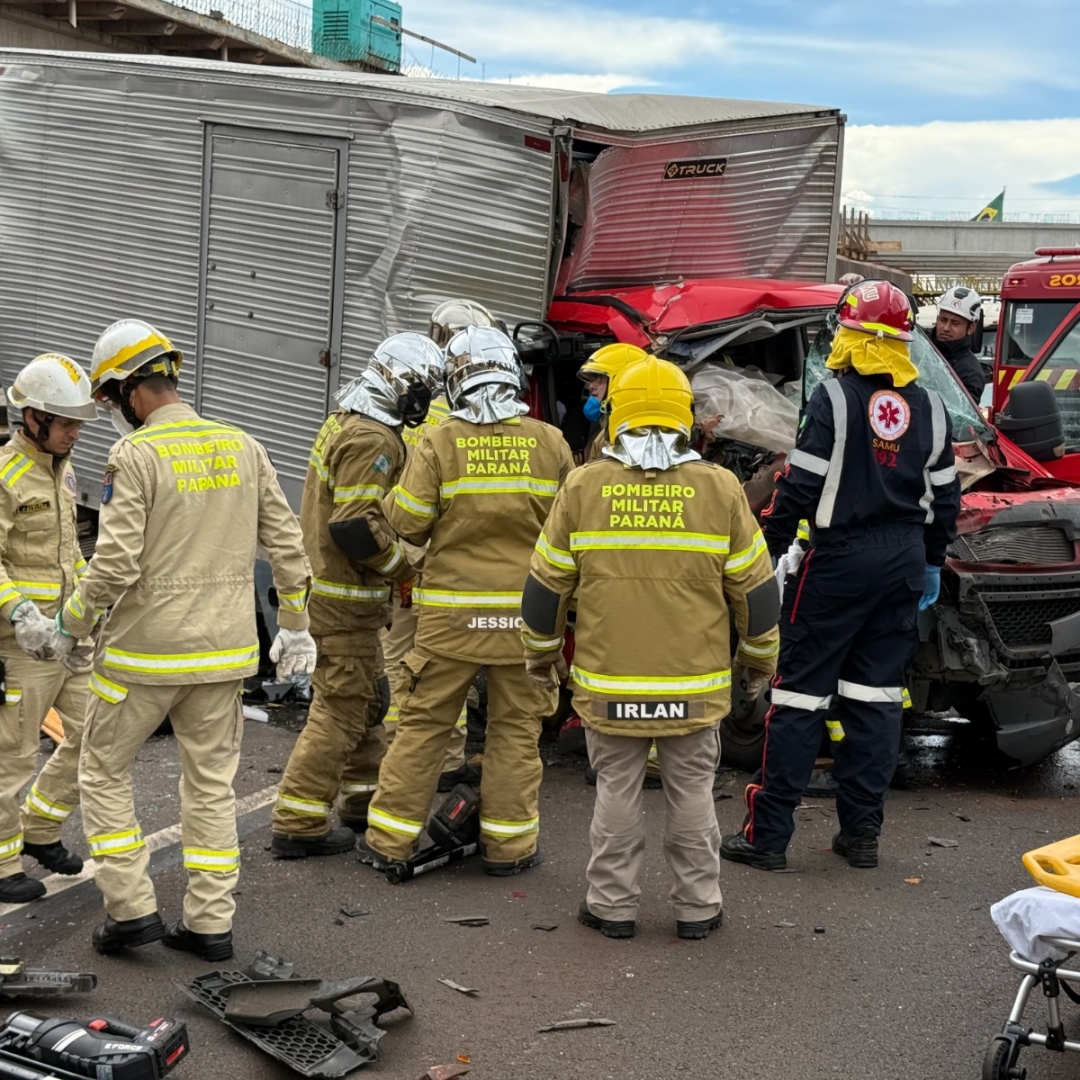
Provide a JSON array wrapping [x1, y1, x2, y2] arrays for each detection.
[[100, 402, 134, 438], [583, 396, 603, 423]]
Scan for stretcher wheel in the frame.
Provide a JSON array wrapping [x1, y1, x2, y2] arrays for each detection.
[[982, 1035, 1025, 1080]]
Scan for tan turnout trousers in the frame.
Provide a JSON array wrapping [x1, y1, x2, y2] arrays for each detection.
[[79, 680, 244, 933], [584, 725, 723, 924], [0, 651, 89, 878], [367, 648, 555, 864]]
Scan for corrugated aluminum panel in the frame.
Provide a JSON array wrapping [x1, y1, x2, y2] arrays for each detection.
[[0, 56, 555, 506], [563, 120, 841, 291]]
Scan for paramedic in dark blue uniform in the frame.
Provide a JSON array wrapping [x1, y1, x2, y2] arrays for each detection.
[[720, 280, 961, 871]]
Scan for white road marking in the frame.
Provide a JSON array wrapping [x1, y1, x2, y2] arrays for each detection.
[[0, 784, 278, 920]]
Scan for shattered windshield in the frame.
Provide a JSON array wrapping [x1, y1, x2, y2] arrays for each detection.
[[805, 321, 994, 443]]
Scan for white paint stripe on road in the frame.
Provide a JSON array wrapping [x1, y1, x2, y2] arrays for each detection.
[[0, 784, 278, 920]]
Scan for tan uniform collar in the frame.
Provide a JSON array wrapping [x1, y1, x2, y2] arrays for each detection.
[[141, 402, 199, 428], [9, 429, 59, 473]]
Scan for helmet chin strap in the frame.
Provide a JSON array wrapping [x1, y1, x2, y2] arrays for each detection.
[[23, 410, 55, 453], [117, 379, 144, 430]]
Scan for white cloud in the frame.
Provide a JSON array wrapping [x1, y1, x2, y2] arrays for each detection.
[[492, 72, 654, 93], [844, 119, 1080, 219]]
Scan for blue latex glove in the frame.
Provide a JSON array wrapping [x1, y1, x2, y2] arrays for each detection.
[[583, 395, 602, 422], [918, 564, 941, 611], [770, 554, 779, 571]]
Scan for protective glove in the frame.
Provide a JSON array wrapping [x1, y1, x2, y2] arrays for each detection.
[[525, 649, 569, 688], [741, 668, 771, 701], [919, 564, 941, 611], [63, 640, 96, 673], [10, 602, 59, 661], [44, 612, 76, 664], [398, 577, 415, 610], [269, 628, 317, 684]]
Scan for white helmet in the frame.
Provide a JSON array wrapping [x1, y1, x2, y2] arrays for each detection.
[[428, 299, 497, 348], [444, 326, 521, 409], [7, 354, 98, 420], [938, 286, 982, 326], [90, 319, 182, 398], [336, 332, 445, 427]]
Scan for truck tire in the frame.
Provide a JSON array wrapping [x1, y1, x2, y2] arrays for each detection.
[[720, 682, 769, 772]]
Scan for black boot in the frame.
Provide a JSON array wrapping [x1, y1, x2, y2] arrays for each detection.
[[804, 769, 839, 798], [23, 841, 83, 876], [92, 912, 165, 954], [337, 813, 368, 833], [832, 831, 878, 869], [163, 920, 233, 961], [483, 850, 542, 877], [720, 832, 787, 871], [0, 873, 45, 904], [270, 826, 356, 859], [677, 910, 723, 940], [437, 763, 482, 793], [578, 900, 635, 939], [356, 837, 388, 871]]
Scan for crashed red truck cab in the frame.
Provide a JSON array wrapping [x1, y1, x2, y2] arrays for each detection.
[[518, 278, 1080, 769]]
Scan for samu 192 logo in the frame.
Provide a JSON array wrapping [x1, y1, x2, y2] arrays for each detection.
[[662, 157, 728, 181]]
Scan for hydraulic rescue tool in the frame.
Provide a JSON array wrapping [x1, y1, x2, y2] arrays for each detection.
[[384, 784, 480, 884], [0, 959, 97, 999]]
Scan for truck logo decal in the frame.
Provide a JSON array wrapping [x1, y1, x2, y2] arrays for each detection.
[[662, 157, 728, 181], [868, 390, 910, 441]]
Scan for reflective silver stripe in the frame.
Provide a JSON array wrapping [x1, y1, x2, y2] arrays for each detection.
[[788, 449, 830, 476], [739, 637, 779, 658], [929, 465, 957, 486], [837, 680, 905, 703], [368, 806, 424, 837], [771, 688, 832, 711], [414, 589, 521, 608], [573, 666, 730, 695], [312, 579, 391, 603], [479, 816, 539, 837], [103, 645, 258, 674], [24, 786, 74, 822], [340, 782, 378, 795], [0, 832, 22, 859], [374, 544, 405, 576], [815, 379, 848, 528], [183, 847, 240, 872], [921, 390, 947, 525], [88, 828, 144, 856], [523, 631, 563, 651], [275, 794, 330, 817]]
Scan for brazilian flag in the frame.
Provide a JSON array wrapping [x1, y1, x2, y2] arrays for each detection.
[[971, 190, 1005, 222]]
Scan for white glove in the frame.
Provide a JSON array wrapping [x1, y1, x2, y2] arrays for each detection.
[[11, 602, 59, 661], [269, 628, 317, 684], [774, 538, 806, 602]]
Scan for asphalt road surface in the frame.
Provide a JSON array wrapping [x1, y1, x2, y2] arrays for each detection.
[[2, 716, 1078, 1080]]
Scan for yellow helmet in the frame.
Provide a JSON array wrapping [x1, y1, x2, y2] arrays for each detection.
[[607, 357, 693, 443], [90, 319, 183, 397], [578, 342, 649, 385]]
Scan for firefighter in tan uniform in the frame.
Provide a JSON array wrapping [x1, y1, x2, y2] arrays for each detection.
[[270, 333, 444, 856], [579, 343, 649, 463], [48, 319, 313, 961], [365, 326, 574, 875], [0, 356, 98, 904], [380, 301, 501, 788], [521, 358, 780, 939]]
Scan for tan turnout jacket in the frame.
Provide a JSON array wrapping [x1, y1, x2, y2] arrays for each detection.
[[0, 431, 87, 646], [522, 455, 780, 737], [386, 415, 574, 665], [61, 403, 311, 692]]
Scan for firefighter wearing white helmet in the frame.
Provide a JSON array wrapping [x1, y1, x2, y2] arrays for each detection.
[[271, 332, 446, 858], [379, 302, 503, 793], [364, 326, 574, 875], [0, 354, 97, 904], [46, 318, 313, 961], [930, 286, 985, 402]]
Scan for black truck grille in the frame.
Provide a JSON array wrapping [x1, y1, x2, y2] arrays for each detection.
[[950, 525, 1074, 565], [984, 597, 1080, 647]]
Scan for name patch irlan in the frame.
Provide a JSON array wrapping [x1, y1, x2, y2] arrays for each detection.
[[608, 701, 688, 720]]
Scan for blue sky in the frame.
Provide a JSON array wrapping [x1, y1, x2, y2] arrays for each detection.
[[400, 0, 1080, 220]]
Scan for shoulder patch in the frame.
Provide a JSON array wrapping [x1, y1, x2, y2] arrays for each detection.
[[372, 453, 393, 475], [64, 471, 77, 496], [868, 389, 911, 441], [101, 467, 115, 505]]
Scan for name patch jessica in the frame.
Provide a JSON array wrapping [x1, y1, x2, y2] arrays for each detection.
[[466, 616, 523, 630], [607, 700, 688, 720]]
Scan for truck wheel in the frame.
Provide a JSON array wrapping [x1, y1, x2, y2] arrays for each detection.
[[720, 685, 769, 772]]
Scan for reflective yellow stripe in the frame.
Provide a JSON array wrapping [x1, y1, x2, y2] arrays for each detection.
[[440, 477, 560, 499], [65, 592, 86, 621], [183, 847, 240, 873], [312, 578, 391, 603], [535, 533, 575, 570], [24, 785, 74, 823], [384, 704, 399, 725], [333, 483, 385, 504], [414, 589, 521, 608], [572, 665, 730, 696], [127, 422, 242, 445], [826, 719, 845, 743], [522, 630, 563, 651], [340, 781, 378, 796], [103, 644, 258, 675], [479, 816, 539, 837], [10, 580, 61, 601], [0, 455, 33, 487], [368, 806, 424, 837], [797, 520, 811, 541], [739, 637, 779, 659], [74, 558, 88, 580], [309, 450, 330, 482], [89, 672, 128, 704], [570, 531, 729, 555], [275, 794, 330, 818], [371, 544, 406, 576], [393, 485, 437, 519], [1056, 370, 1074, 391], [0, 584, 23, 608], [88, 828, 144, 857], [278, 588, 308, 613], [4, 689, 21, 706], [647, 743, 659, 762], [0, 832, 23, 859], [725, 531, 768, 575], [902, 687, 912, 710]]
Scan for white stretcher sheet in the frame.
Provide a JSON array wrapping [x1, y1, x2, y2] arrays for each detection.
[[991, 886, 1080, 962]]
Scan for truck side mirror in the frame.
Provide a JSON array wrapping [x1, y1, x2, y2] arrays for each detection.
[[997, 381, 1065, 461]]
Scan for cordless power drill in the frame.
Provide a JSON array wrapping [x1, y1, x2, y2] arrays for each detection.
[[384, 784, 481, 884], [0, 1012, 189, 1080]]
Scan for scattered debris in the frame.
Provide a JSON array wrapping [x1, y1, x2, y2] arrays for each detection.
[[928, 837, 959, 848], [509, 890, 527, 900], [950, 811, 972, 822], [266, 765, 283, 774], [775, 920, 796, 928], [421, 1065, 471, 1080], [441, 916, 489, 927], [339, 906, 369, 919], [261, 680, 295, 703], [531, 923, 559, 932], [0, 958, 97, 998], [905, 877, 924, 885], [713, 792, 733, 801], [437, 979, 479, 997], [538, 1018, 616, 1033], [333, 918, 345, 927], [243, 705, 269, 723]]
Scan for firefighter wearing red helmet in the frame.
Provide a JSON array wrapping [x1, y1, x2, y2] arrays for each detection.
[[721, 280, 961, 872]]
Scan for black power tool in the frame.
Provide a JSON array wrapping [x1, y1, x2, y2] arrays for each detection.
[[385, 784, 481, 884]]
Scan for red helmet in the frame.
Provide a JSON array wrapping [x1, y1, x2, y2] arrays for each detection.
[[837, 280, 914, 341]]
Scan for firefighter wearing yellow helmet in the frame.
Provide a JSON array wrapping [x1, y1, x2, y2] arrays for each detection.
[[578, 343, 650, 461], [46, 319, 313, 962], [521, 356, 780, 939], [0, 354, 98, 904]]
